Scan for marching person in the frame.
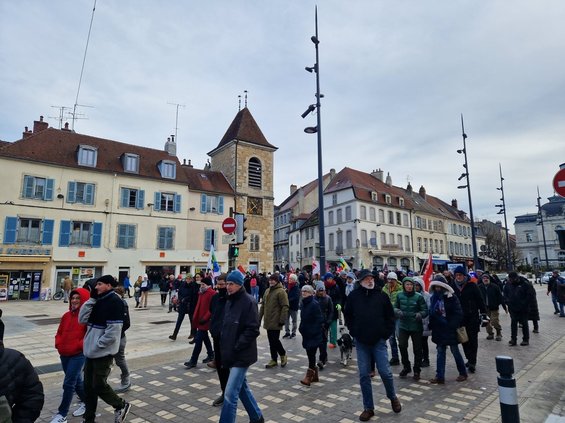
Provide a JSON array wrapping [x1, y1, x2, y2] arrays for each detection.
[[113, 286, 132, 393], [283, 274, 300, 339], [344, 269, 401, 420], [79, 275, 131, 423], [413, 277, 431, 368], [139, 274, 150, 308], [219, 271, 264, 423], [314, 282, 333, 370], [169, 274, 193, 340], [259, 274, 289, 369], [478, 273, 507, 341], [382, 272, 403, 366], [299, 285, 323, 386], [50, 288, 90, 423], [209, 273, 230, 407], [503, 272, 534, 346]]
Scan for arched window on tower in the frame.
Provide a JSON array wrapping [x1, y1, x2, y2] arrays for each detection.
[[248, 157, 262, 189]]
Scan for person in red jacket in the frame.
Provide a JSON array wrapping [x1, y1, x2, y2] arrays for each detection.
[[50, 287, 90, 423], [184, 277, 216, 369]]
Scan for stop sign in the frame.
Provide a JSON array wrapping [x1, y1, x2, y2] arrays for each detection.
[[222, 217, 237, 234], [553, 167, 565, 197]]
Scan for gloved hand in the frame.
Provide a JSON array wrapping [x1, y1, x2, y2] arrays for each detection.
[[395, 310, 404, 318], [336, 304, 342, 312], [415, 312, 422, 321]]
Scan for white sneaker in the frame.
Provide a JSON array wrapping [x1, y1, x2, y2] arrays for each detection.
[[49, 414, 67, 423], [72, 402, 86, 417]]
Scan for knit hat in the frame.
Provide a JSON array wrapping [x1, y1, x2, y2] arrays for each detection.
[[323, 272, 334, 281], [453, 266, 466, 276], [315, 281, 326, 291], [386, 271, 398, 280], [227, 271, 244, 286], [200, 277, 213, 286], [346, 272, 356, 280], [97, 274, 118, 287], [402, 276, 414, 285], [357, 269, 373, 282], [301, 285, 315, 294]]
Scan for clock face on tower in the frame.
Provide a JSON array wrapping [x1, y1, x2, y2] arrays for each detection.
[[247, 197, 263, 216]]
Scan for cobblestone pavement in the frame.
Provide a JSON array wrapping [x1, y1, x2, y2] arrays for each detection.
[[2, 286, 565, 423]]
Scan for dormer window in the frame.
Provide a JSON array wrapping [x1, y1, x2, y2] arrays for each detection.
[[78, 145, 97, 167], [385, 194, 392, 204], [399, 197, 405, 207], [158, 160, 176, 179], [371, 191, 378, 202], [122, 153, 140, 173]]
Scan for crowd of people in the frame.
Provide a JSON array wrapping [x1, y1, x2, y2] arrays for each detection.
[[1, 265, 563, 423]]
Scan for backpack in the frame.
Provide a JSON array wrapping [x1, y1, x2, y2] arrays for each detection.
[[250, 277, 257, 288]]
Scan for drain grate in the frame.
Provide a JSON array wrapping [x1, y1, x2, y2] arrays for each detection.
[[24, 314, 49, 318], [29, 318, 61, 326], [149, 320, 176, 325]]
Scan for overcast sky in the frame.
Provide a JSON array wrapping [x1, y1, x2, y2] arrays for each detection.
[[2, 1, 564, 232]]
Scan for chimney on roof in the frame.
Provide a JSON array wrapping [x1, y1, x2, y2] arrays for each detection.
[[451, 199, 458, 209], [22, 126, 33, 139], [61, 122, 71, 131], [406, 182, 413, 195], [33, 116, 48, 133], [371, 168, 384, 182], [330, 168, 336, 180], [164, 135, 176, 156], [385, 172, 392, 187], [290, 184, 298, 195], [419, 185, 426, 199]]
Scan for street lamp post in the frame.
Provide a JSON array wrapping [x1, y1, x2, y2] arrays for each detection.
[[537, 187, 550, 270], [302, 6, 326, 274], [457, 114, 479, 271], [496, 164, 513, 271]]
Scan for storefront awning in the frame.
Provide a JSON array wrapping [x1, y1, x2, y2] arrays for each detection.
[[0, 255, 51, 263]]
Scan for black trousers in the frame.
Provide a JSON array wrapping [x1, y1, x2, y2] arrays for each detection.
[[83, 356, 124, 423], [306, 347, 317, 369], [398, 329, 423, 372], [267, 329, 286, 360], [462, 326, 479, 366], [212, 336, 230, 392], [510, 312, 529, 341]]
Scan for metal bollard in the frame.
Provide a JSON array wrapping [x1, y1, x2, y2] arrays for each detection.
[[496, 355, 520, 423]]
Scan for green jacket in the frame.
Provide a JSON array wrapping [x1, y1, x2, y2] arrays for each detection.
[[259, 282, 289, 330], [383, 282, 403, 306], [394, 291, 428, 332]]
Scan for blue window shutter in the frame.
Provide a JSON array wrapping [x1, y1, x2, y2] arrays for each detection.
[[42, 219, 54, 245], [4, 217, 17, 244], [213, 230, 217, 248], [67, 182, 76, 203], [204, 229, 211, 250], [85, 184, 95, 205], [59, 220, 71, 246], [23, 175, 34, 198], [174, 194, 181, 213], [172, 164, 177, 179], [218, 196, 224, 214], [45, 179, 54, 200], [154, 192, 161, 211], [120, 188, 129, 208], [92, 222, 102, 248], [137, 190, 145, 209], [200, 194, 207, 213]]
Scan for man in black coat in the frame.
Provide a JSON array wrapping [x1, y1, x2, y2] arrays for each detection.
[[478, 273, 507, 341], [219, 271, 264, 423], [344, 269, 401, 421], [504, 272, 534, 346]]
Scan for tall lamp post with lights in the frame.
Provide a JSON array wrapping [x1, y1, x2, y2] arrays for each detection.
[[457, 115, 479, 271], [302, 7, 326, 274], [536, 187, 550, 270], [495, 164, 513, 271]]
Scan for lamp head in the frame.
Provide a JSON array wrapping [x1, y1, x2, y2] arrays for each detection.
[[304, 126, 318, 134], [311, 35, 319, 45], [457, 149, 465, 154], [457, 185, 468, 189], [305, 64, 317, 73]]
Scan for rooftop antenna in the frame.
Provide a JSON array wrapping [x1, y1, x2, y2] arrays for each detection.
[[244, 90, 248, 108], [49, 106, 71, 129], [167, 102, 185, 142], [238, 95, 242, 111], [72, 0, 97, 131]]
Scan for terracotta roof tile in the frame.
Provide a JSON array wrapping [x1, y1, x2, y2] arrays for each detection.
[[182, 166, 234, 195]]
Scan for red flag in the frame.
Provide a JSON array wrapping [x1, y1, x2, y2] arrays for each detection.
[[237, 264, 246, 275], [423, 252, 433, 291]]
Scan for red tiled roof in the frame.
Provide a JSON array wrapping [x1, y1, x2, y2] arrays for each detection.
[[208, 108, 277, 155], [0, 127, 186, 182], [182, 166, 234, 195], [277, 172, 332, 210]]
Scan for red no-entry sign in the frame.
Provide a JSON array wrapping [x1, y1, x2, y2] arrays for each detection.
[[553, 167, 565, 197], [222, 217, 237, 234]]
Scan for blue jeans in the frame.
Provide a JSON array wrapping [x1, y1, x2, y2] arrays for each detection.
[[219, 366, 262, 423], [356, 339, 397, 410], [551, 293, 560, 313], [388, 321, 399, 359], [251, 286, 259, 302], [435, 344, 467, 381], [188, 329, 213, 363], [58, 353, 86, 417]]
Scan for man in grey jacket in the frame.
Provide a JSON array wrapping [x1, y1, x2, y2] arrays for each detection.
[[79, 275, 131, 423]]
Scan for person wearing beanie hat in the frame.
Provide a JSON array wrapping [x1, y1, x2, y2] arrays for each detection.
[[219, 271, 263, 423], [79, 275, 130, 422], [321, 272, 342, 349], [260, 271, 289, 368], [315, 281, 326, 291], [393, 278, 428, 381], [208, 272, 229, 406], [428, 279, 468, 384], [478, 273, 507, 342], [314, 278, 334, 370], [383, 271, 403, 366], [452, 265, 486, 374], [0, 308, 45, 422], [343, 263, 401, 418], [183, 275, 217, 369], [283, 274, 300, 340]]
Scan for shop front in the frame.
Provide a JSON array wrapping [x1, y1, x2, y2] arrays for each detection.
[[54, 265, 104, 291], [0, 250, 51, 301]]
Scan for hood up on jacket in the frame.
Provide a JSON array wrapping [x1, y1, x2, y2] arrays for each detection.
[[429, 280, 454, 298], [68, 288, 90, 311]]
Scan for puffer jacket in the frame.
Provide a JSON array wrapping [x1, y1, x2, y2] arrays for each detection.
[[0, 345, 44, 423], [55, 288, 90, 356], [429, 291, 463, 346], [192, 287, 216, 331], [394, 290, 428, 332], [299, 296, 324, 350], [413, 278, 431, 336], [259, 282, 289, 330], [344, 285, 395, 345], [220, 288, 260, 368]]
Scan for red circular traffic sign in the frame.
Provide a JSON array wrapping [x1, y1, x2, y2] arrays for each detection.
[[553, 167, 565, 197], [222, 217, 237, 234]]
